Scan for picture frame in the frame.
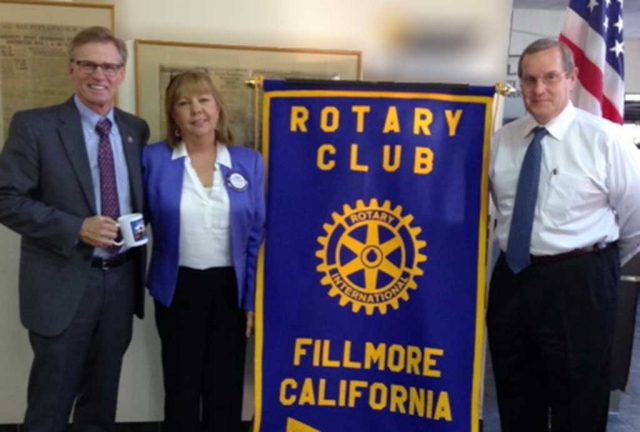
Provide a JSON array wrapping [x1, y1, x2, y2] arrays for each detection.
[[134, 40, 362, 147], [0, 0, 114, 145]]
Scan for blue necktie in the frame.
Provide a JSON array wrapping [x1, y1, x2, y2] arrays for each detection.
[[506, 127, 547, 274]]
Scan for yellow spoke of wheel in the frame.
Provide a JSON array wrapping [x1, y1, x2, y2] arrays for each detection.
[[340, 234, 366, 256], [379, 258, 402, 279], [341, 256, 366, 277], [380, 236, 402, 256], [364, 267, 379, 292], [365, 223, 379, 246]]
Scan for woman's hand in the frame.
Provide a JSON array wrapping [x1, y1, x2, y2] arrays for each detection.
[[246, 311, 254, 338]]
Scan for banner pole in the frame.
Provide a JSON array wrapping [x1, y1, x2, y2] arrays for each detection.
[[478, 82, 513, 427], [493, 82, 514, 132], [246, 75, 264, 151]]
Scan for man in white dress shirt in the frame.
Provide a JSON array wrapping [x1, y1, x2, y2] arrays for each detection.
[[487, 38, 640, 432]]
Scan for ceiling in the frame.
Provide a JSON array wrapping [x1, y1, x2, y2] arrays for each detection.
[[513, 0, 640, 39]]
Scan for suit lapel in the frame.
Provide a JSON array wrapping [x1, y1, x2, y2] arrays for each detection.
[[219, 163, 239, 247], [115, 110, 143, 213], [219, 164, 237, 210], [57, 98, 96, 214]]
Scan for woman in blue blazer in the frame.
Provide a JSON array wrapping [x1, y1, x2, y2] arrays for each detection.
[[142, 70, 265, 432]]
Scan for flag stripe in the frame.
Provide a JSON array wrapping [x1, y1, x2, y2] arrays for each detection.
[[571, 76, 622, 124], [602, 97, 624, 124], [559, 0, 624, 124], [603, 62, 625, 113], [561, 9, 607, 72], [560, 35, 604, 101], [572, 80, 602, 116], [560, 10, 624, 111], [560, 34, 623, 118], [565, 0, 624, 78]]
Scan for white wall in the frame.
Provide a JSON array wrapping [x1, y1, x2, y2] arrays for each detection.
[[627, 40, 640, 93], [107, 0, 514, 86], [0, 0, 514, 423]]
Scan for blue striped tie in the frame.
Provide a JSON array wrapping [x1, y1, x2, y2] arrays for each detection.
[[506, 127, 547, 274]]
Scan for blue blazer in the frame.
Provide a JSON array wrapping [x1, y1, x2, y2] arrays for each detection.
[[142, 141, 265, 310]]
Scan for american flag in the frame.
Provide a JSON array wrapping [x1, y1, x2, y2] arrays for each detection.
[[559, 0, 624, 124]]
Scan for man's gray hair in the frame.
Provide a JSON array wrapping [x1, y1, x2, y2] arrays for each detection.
[[68, 26, 127, 65], [518, 38, 575, 77]]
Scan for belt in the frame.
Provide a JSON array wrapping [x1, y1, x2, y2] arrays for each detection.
[[530, 242, 616, 266], [91, 250, 133, 270]]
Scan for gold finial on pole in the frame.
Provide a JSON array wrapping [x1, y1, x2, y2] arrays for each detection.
[[495, 82, 516, 97], [248, 76, 265, 151], [246, 75, 264, 88]]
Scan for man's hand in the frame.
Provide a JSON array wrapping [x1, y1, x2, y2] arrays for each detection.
[[246, 311, 254, 338], [78, 216, 118, 248]]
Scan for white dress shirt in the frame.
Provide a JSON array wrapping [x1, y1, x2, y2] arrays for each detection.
[[490, 102, 640, 265], [173, 142, 232, 269], [75, 95, 132, 257]]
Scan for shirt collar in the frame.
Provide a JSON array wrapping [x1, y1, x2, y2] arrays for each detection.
[[521, 101, 576, 141], [74, 95, 115, 129], [172, 142, 232, 169], [171, 142, 188, 160], [216, 143, 232, 168]]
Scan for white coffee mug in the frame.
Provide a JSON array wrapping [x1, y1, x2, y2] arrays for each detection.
[[113, 213, 148, 248]]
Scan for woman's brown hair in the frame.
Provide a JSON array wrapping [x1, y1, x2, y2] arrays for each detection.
[[164, 69, 234, 148]]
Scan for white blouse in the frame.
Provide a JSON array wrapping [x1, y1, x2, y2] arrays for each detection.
[[172, 142, 232, 269]]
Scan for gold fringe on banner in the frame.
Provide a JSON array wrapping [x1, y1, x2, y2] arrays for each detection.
[[246, 76, 264, 151]]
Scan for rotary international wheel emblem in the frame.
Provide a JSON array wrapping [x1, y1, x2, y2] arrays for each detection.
[[315, 199, 427, 315]]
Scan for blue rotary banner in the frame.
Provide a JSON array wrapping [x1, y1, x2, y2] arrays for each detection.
[[255, 81, 494, 432]]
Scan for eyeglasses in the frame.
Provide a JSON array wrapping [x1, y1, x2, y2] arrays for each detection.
[[520, 72, 567, 89], [70, 60, 123, 77]]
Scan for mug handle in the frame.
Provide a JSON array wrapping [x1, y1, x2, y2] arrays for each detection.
[[112, 222, 124, 246]]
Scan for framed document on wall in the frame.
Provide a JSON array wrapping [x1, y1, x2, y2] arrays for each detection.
[[0, 1, 114, 146], [135, 40, 362, 148]]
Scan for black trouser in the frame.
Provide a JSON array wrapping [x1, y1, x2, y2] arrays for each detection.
[[155, 266, 246, 432], [487, 247, 619, 432]]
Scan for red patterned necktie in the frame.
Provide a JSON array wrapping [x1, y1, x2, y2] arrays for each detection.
[[95, 118, 121, 255]]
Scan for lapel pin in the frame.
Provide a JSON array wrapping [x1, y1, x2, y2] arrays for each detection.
[[227, 171, 248, 192]]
